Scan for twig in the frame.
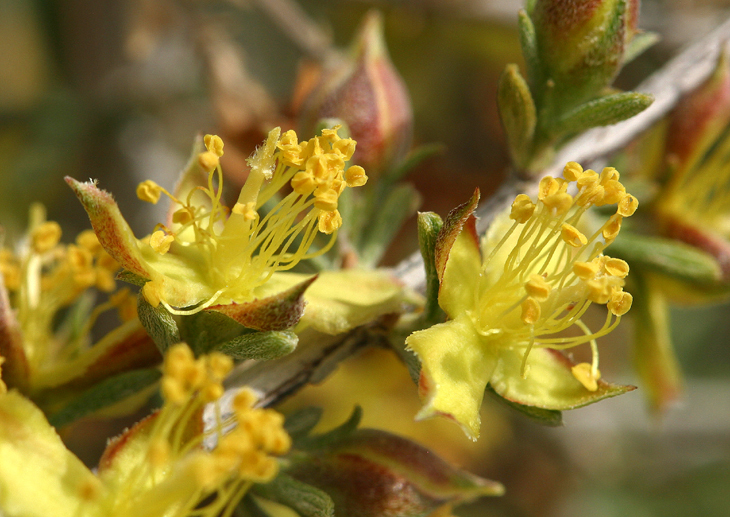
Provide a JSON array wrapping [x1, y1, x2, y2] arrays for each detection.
[[230, 15, 730, 408]]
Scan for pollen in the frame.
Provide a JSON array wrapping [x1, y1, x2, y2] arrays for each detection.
[[561, 223, 587, 247], [525, 274, 551, 300], [562, 161, 584, 181], [521, 297, 541, 324], [571, 362, 601, 392], [136, 180, 162, 204], [198, 150, 220, 173], [509, 194, 536, 223], [617, 194, 639, 216], [608, 288, 633, 316], [345, 165, 368, 187], [204, 134, 225, 156], [31, 221, 61, 253], [604, 257, 629, 278], [149, 230, 174, 255]]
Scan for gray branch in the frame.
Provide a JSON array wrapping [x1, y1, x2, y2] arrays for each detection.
[[229, 16, 730, 408]]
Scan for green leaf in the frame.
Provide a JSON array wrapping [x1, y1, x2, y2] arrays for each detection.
[[517, 10, 541, 91], [485, 386, 562, 426], [554, 92, 654, 135], [358, 183, 420, 267], [284, 407, 324, 440], [296, 406, 362, 450], [385, 143, 445, 185], [49, 368, 161, 428], [179, 310, 252, 356], [610, 232, 722, 285], [137, 292, 180, 354], [252, 474, 335, 517], [214, 330, 298, 361], [417, 211, 445, 324], [116, 270, 148, 287], [623, 31, 660, 65], [498, 64, 537, 168]]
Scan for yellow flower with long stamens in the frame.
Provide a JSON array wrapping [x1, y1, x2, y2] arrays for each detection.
[[65, 128, 406, 334], [0, 343, 290, 517], [406, 162, 637, 440]]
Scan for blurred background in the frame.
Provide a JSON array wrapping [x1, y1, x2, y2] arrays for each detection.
[[2, 0, 730, 515]]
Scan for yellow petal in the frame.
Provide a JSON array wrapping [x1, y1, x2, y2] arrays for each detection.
[[406, 314, 497, 440]]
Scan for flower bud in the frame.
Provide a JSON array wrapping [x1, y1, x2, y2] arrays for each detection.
[[288, 429, 503, 517], [531, 0, 638, 112], [666, 50, 730, 175], [296, 11, 413, 178]]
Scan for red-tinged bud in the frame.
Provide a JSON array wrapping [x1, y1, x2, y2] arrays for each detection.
[[288, 429, 503, 517], [0, 273, 28, 392], [666, 50, 730, 175], [531, 0, 636, 112], [296, 11, 413, 178]]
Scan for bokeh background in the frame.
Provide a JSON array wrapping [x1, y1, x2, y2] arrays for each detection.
[[2, 0, 730, 515]]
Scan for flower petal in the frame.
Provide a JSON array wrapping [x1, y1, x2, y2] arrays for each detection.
[[0, 391, 99, 517], [489, 347, 635, 410], [0, 274, 28, 391], [438, 217, 483, 317], [258, 270, 406, 335], [406, 314, 497, 440]]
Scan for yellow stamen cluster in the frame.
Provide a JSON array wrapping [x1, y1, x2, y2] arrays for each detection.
[[477, 162, 637, 390], [140, 128, 367, 313], [0, 214, 128, 376], [117, 344, 290, 516]]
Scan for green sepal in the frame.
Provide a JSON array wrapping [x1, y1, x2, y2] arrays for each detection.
[[485, 386, 563, 427], [385, 143, 445, 185], [251, 474, 335, 517], [417, 211, 444, 324], [517, 9, 541, 92], [48, 368, 162, 428], [498, 64, 537, 169], [116, 270, 148, 287], [358, 183, 421, 267], [214, 330, 298, 361], [137, 292, 180, 354], [553, 92, 654, 135], [284, 407, 324, 441], [623, 31, 660, 65], [610, 231, 723, 285], [295, 406, 362, 450], [179, 310, 250, 356]]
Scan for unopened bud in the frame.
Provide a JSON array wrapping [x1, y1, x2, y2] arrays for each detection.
[[296, 11, 413, 177]]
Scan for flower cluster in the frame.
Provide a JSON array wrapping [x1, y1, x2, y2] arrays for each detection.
[[407, 162, 638, 439], [0, 343, 291, 517]]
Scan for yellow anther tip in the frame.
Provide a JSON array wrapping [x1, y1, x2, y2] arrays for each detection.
[[521, 297, 541, 325], [345, 165, 368, 187], [318, 210, 342, 234], [571, 363, 601, 392], [510, 194, 536, 223], [198, 151, 220, 173], [563, 161, 584, 181], [204, 134, 225, 157], [136, 180, 162, 204], [31, 221, 62, 253], [608, 289, 633, 316], [525, 274, 551, 301], [561, 223, 587, 248], [150, 230, 174, 255]]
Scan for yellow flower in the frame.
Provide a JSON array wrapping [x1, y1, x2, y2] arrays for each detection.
[[406, 163, 637, 439], [0, 344, 290, 517], [65, 128, 402, 335], [0, 204, 158, 396]]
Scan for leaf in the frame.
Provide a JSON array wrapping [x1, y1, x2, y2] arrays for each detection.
[[284, 407, 324, 440], [485, 386, 563, 427], [518, 10, 541, 90], [137, 292, 180, 354], [116, 270, 148, 287], [554, 92, 654, 135], [179, 310, 252, 356], [49, 368, 162, 428], [417, 212, 445, 324], [207, 275, 317, 331], [358, 183, 420, 267], [623, 31, 660, 65], [498, 64, 537, 168], [296, 406, 362, 450], [385, 143, 445, 185], [610, 231, 723, 286], [214, 330, 298, 361], [252, 474, 335, 517]]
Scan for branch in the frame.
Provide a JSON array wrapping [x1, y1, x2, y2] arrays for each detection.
[[229, 16, 730, 408]]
